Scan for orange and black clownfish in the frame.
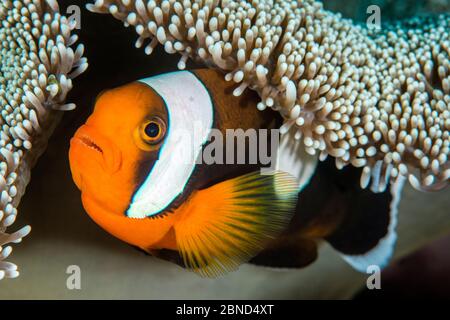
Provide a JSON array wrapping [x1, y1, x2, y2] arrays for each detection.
[[69, 69, 404, 277]]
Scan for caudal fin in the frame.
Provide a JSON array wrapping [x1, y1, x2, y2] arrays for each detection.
[[324, 162, 405, 272]]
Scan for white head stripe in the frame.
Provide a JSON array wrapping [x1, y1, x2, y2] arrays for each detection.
[[127, 71, 214, 218]]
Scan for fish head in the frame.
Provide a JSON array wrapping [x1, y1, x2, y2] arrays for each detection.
[[69, 81, 175, 236]]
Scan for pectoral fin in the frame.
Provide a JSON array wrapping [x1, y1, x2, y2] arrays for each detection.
[[173, 171, 298, 277]]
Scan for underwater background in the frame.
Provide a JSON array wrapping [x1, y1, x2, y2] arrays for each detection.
[[1, 0, 449, 299]]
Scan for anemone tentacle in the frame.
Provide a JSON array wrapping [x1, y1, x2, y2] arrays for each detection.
[[88, 0, 449, 192], [0, 0, 87, 279]]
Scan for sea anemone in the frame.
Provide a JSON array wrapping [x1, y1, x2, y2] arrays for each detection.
[[0, 0, 87, 279], [87, 0, 449, 192]]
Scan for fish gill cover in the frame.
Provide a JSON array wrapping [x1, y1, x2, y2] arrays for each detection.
[[0, 0, 87, 280], [87, 0, 449, 193]]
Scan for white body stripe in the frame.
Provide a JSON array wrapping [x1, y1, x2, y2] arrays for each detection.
[[127, 71, 214, 218], [275, 130, 318, 193]]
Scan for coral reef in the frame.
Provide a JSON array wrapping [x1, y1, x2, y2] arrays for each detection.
[[0, 0, 87, 279], [87, 0, 449, 193]]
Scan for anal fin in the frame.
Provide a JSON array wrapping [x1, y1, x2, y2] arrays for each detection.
[[249, 235, 318, 269]]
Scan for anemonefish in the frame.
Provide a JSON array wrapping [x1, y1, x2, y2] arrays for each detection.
[[69, 69, 403, 277]]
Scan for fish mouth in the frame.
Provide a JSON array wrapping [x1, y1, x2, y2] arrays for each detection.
[[78, 136, 104, 154], [70, 125, 122, 175]]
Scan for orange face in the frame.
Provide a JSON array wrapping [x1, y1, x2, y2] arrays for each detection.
[[69, 82, 178, 250]]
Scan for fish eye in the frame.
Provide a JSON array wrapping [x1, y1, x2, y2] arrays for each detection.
[[140, 117, 166, 145], [145, 122, 160, 138]]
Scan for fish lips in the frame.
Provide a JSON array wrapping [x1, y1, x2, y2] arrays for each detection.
[[70, 124, 122, 177]]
